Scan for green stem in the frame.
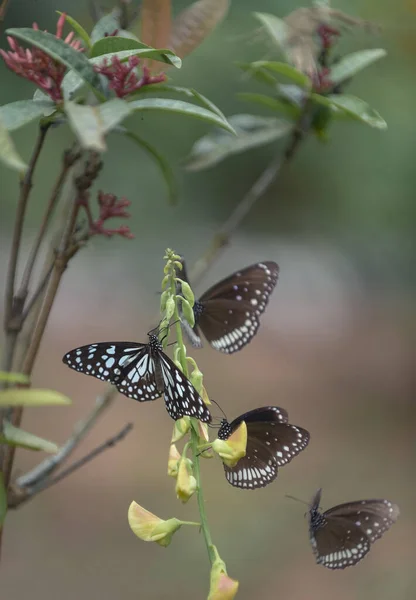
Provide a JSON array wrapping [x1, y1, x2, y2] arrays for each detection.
[[169, 272, 216, 566]]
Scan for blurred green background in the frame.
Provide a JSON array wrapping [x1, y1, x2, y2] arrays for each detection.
[[0, 1, 415, 599]]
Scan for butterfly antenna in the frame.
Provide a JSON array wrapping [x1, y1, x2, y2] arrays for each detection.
[[209, 398, 228, 421], [285, 494, 310, 507]]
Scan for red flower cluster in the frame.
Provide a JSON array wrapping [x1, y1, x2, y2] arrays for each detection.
[[94, 56, 166, 98], [88, 191, 134, 239], [313, 67, 333, 93], [0, 13, 83, 102], [317, 24, 340, 51]]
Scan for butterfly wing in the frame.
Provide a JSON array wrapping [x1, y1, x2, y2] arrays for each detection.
[[222, 406, 310, 489], [63, 342, 161, 401], [309, 495, 399, 569], [198, 262, 279, 353], [311, 516, 372, 569], [178, 261, 278, 353], [325, 499, 400, 544], [157, 352, 212, 422]]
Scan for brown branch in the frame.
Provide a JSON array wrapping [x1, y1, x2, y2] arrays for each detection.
[[14, 387, 119, 490], [189, 112, 310, 285], [16, 148, 81, 311], [3, 124, 50, 333], [10, 421, 132, 508]]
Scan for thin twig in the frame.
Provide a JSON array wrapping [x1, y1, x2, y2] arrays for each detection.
[[189, 110, 312, 285], [3, 124, 50, 331], [20, 262, 54, 323], [17, 148, 81, 309], [15, 387, 118, 489], [0, 0, 11, 21], [10, 422, 133, 507]]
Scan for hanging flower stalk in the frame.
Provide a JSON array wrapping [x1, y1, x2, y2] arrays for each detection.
[[127, 248, 240, 598]]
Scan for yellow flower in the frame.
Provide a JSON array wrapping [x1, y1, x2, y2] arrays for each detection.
[[128, 501, 182, 547], [208, 546, 239, 599], [171, 416, 191, 442], [212, 421, 247, 467], [167, 444, 181, 477], [198, 421, 214, 459], [175, 457, 197, 503]]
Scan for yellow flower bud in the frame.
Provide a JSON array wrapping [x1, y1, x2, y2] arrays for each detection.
[[175, 457, 197, 503], [208, 546, 239, 600], [212, 421, 247, 468], [128, 501, 182, 547], [167, 444, 181, 477], [171, 416, 191, 442], [198, 421, 214, 459]]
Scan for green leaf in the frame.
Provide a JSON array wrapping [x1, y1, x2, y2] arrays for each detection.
[[57, 11, 92, 49], [0, 371, 30, 384], [330, 49, 387, 86], [98, 98, 132, 132], [90, 36, 181, 68], [90, 11, 120, 45], [0, 388, 71, 406], [0, 422, 59, 453], [134, 84, 225, 119], [65, 99, 132, 151], [237, 61, 280, 86], [0, 473, 6, 530], [245, 61, 311, 88], [5, 28, 105, 99], [65, 101, 106, 151], [238, 93, 301, 120], [0, 118, 27, 173], [0, 99, 55, 131], [253, 12, 288, 49], [128, 98, 235, 134], [185, 114, 291, 171], [119, 128, 178, 205], [311, 93, 387, 129]]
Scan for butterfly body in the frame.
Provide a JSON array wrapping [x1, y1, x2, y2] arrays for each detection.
[[218, 406, 310, 489], [179, 260, 279, 354], [308, 489, 400, 569], [62, 333, 211, 422]]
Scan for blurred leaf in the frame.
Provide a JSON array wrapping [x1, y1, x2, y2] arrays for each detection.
[[0, 100, 55, 131], [120, 128, 178, 205], [237, 61, 280, 86], [238, 93, 300, 120], [0, 118, 27, 173], [90, 37, 182, 68], [6, 28, 105, 99], [253, 12, 288, 50], [65, 101, 106, 151], [246, 61, 311, 88], [128, 98, 235, 133], [169, 0, 230, 59], [0, 473, 6, 530], [137, 84, 226, 119], [330, 49, 387, 86], [311, 93, 387, 129], [185, 114, 291, 171], [0, 371, 30, 384], [141, 0, 171, 50], [57, 11, 92, 49], [65, 99, 132, 151], [0, 422, 59, 453], [90, 10, 120, 45], [0, 388, 71, 406], [99, 98, 132, 132]]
